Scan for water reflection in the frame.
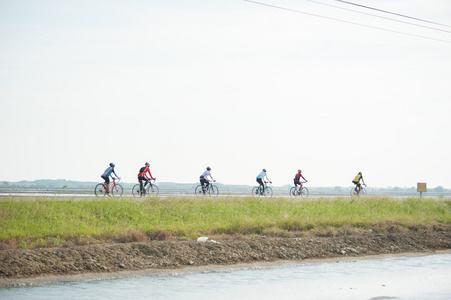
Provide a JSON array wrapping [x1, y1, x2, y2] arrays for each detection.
[[1, 254, 451, 300]]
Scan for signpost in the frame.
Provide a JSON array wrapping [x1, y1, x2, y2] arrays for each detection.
[[417, 183, 427, 198]]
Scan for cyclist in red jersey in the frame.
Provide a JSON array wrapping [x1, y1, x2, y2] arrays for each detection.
[[137, 162, 155, 193], [294, 170, 307, 192]]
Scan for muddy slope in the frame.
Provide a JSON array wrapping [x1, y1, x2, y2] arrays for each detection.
[[1, 231, 450, 282]]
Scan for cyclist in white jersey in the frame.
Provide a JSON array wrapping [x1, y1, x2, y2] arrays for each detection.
[[256, 169, 271, 194], [200, 167, 215, 193]]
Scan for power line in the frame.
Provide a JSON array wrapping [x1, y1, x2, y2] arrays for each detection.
[[334, 0, 451, 29], [243, 0, 451, 43], [306, 0, 451, 34]]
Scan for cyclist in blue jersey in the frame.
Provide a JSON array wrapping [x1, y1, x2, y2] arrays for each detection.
[[200, 167, 215, 193], [256, 169, 271, 195], [101, 163, 120, 195]]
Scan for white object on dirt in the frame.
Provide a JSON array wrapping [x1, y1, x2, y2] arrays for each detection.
[[197, 237, 219, 244]]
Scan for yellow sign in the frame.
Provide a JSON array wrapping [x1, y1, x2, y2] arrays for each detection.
[[417, 183, 427, 193]]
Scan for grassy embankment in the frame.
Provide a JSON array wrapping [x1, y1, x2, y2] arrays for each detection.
[[0, 196, 450, 249]]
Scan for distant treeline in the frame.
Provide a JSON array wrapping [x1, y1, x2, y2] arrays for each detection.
[[0, 179, 449, 195]]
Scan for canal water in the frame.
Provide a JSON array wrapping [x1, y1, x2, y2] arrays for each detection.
[[1, 253, 451, 300]]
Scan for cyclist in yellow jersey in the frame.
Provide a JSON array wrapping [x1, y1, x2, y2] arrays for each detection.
[[352, 172, 365, 194]]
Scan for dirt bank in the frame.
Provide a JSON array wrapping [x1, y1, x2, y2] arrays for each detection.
[[1, 231, 450, 286]]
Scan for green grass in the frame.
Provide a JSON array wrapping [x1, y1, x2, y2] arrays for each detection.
[[1, 196, 450, 249]]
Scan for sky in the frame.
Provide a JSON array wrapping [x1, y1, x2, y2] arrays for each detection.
[[1, 0, 450, 188]]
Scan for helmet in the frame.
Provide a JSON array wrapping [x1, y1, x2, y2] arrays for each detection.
[[145, 162, 150, 166], [298, 170, 302, 173], [262, 169, 266, 172], [110, 163, 115, 167], [207, 166, 211, 171]]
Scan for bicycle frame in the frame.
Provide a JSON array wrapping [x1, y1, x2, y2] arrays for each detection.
[[351, 184, 367, 196], [257, 181, 271, 193], [95, 177, 123, 197], [142, 178, 156, 189], [294, 181, 307, 192], [196, 180, 218, 196], [203, 181, 215, 192], [105, 178, 120, 190]]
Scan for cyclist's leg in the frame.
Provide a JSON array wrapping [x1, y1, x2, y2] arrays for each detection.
[[104, 176, 110, 194], [138, 177, 145, 192], [294, 180, 300, 193], [200, 178, 207, 193], [352, 181, 358, 192], [143, 178, 150, 191], [356, 183, 361, 194], [257, 178, 264, 194]]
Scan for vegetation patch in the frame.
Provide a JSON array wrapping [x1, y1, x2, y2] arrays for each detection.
[[0, 196, 450, 249]]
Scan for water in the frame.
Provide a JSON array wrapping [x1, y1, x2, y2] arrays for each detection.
[[1, 254, 451, 300]]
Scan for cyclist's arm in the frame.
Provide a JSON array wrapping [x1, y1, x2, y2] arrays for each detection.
[[112, 170, 119, 179], [146, 168, 154, 180]]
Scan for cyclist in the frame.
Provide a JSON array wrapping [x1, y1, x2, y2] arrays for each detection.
[[256, 169, 271, 195], [294, 170, 308, 193], [200, 167, 215, 193], [138, 162, 155, 193], [352, 172, 366, 194], [101, 163, 120, 196]]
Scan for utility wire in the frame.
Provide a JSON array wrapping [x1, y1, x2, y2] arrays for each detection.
[[334, 0, 451, 29], [307, 0, 451, 34], [243, 0, 451, 43]]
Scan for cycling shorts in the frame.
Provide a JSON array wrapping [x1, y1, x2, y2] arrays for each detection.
[[101, 175, 110, 184], [138, 176, 148, 182]]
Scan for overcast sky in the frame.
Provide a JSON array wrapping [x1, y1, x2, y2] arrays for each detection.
[[1, 0, 450, 188]]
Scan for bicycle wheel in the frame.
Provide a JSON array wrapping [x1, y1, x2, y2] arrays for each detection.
[[252, 187, 260, 197], [300, 187, 309, 198], [111, 184, 123, 197], [289, 187, 297, 197], [350, 187, 364, 197], [147, 184, 159, 197], [94, 183, 106, 197], [265, 187, 273, 197], [132, 184, 142, 197], [195, 185, 205, 196], [360, 188, 366, 196], [209, 185, 219, 196]]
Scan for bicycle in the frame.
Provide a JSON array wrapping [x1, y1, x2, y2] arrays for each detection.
[[252, 181, 273, 197], [350, 184, 366, 197], [290, 181, 309, 198], [132, 178, 159, 197], [94, 178, 123, 197], [195, 181, 219, 196]]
